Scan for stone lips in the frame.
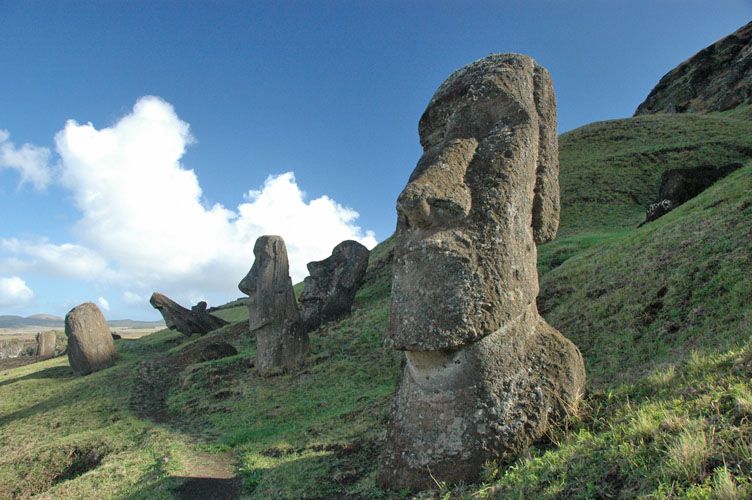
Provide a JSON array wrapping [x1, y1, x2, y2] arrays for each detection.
[[299, 240, 370, 333], [239, 235, 308, 375], [635, 21, 752, 115], [65, 302, 116, 376], [379, 53, 586, 489]]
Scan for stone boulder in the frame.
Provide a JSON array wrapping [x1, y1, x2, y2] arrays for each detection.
[[299, 240, 370, 332], [35, 331, 57, 358], [635, 21, 752, 115], [150, 293, 228, 336], [65, 302, 116, 376], [379, 54, 586, 489], [239, 235, 308, 375], [642, 163, 742, 224]]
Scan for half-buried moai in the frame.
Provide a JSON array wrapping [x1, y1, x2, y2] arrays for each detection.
[[239, 235, 308, 375], [378, 54, 586, 489], [36, 331, 57, 358], [299, 240, 370, 333], [65, 302, 117, 376]]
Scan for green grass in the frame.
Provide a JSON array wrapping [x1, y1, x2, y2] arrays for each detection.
[[557, 106, 752, 236], [1, 110, 751, 498]]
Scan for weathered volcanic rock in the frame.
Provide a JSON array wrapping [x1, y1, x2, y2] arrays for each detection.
[[239, 235, 308, 375], [642, 163, 743, 224], [36, 331, 57, 358], [149, 293, 228, 336], [379, 54, 586, 490], [636, 21, 752, 115], [299, 240, 370, 332], [65, 302, 116, 375]]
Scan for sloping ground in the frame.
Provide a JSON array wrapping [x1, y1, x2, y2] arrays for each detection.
[[1, 112, 751, 497], [556, 108, 752, 236]]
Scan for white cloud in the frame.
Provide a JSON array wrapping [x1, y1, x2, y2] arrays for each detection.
[[0, 238, 115, 282], [122, 291, 145, 306], [30, 96, 378, 308], [0, 276, 34, 307], [0, 130, 52, 190], [97, 296, 110, 311]]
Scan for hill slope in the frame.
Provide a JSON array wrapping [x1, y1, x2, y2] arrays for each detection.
[[1, 111, 751, 497]]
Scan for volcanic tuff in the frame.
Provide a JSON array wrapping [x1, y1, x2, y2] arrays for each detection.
[[635, 21, 752, 115]]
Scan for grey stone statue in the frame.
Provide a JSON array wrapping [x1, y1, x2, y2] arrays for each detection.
[[379, 54, 586, 489], [239, 235, 308, 375]]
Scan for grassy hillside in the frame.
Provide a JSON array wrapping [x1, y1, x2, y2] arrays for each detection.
[[1, 110, 751, 498], [556, 106, 752, 236]]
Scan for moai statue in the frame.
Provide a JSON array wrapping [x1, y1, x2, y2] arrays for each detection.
[[299, 240, 370, 333], [378, 54, 586, 489], [239, 235, 308, 375], [65, 302, 116, 376]]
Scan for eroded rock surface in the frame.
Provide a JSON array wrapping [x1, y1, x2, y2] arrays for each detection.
[[379, 53, 586, 490], [239, 235, 308, 375], [150, 293, 228, 337], [299, 240, 370, 332], [65, 302, 116, 376], [636, 21, 752, 115]]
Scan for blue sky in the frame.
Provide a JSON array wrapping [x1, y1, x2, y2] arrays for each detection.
[[0, 1, 749, 319]]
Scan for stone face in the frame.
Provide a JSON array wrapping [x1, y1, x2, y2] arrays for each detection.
[[150, 293, 228, 336], [65, 302, 116, 376], [36, 331, 57, 358], [239, 235, 308, 375], [635, 21, 752, 115], [299, 240, 370, 332], [379, 54, 586, 490]]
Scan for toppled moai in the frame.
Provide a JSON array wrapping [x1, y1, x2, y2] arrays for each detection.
[[36, 331, 57, 358], [299, 240, 370, 333], [239, 235, 308, 375], [379, 54, 586, 489], [150, 293, 228, 336], [65, 302, 117, 376]]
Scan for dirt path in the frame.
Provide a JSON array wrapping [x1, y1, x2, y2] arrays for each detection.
[[131, 359, 243, 499], [172, 450, 242, 500]]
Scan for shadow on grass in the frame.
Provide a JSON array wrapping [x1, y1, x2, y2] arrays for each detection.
[[0, 364, 73, 388]]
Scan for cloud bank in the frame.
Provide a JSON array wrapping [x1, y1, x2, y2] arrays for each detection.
[[3, 96, 377, 313]]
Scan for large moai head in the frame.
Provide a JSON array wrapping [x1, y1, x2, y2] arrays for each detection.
[[385, 53, 560, 351]]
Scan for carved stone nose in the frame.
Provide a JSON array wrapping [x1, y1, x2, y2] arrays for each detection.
[[398, 178, 471, 229]]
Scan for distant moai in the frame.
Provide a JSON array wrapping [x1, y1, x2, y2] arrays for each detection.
[[65, 302, 116, 376], [379, 54, 586, 489], [35, 331, 57, 358], [299, 240, 370, 333], [150, 292, 228, 336], [239, 235, 308, 375]]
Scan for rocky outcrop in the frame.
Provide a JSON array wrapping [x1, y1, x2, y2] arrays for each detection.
[[239, 236, 308, 375], [65, 302, 116, 376], [379, 54, 586, 490], [636, 21, 752, 115], [35, 331, 57, 358], [642, 163, 743, 224], [149, 293, 228, 337], [299, 240, 370, 332]]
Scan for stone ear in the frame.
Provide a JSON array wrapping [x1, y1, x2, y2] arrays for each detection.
[[531, 66, 560, 245]]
